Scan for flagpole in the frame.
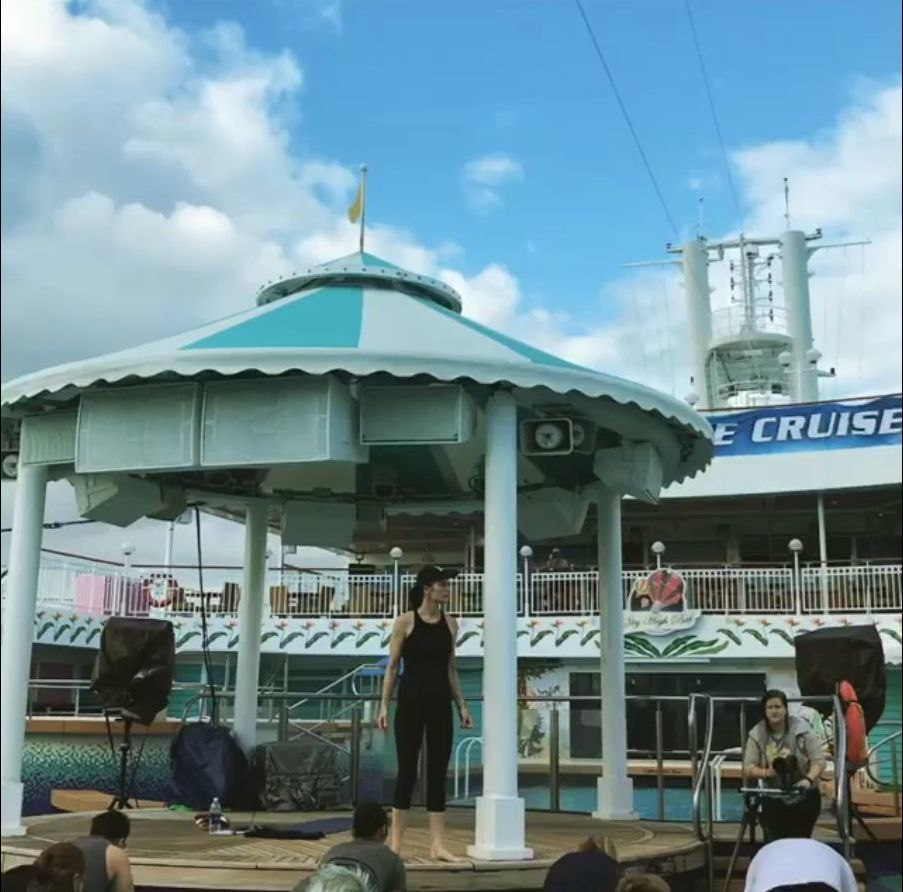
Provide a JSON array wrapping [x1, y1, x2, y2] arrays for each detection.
[[359, 164, 368, 254]]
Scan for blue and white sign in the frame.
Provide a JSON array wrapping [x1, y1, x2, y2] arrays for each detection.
[[708, 395, 902, 456]]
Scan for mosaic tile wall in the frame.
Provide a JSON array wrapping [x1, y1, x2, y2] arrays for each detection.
[[23, 733, 171, 816]]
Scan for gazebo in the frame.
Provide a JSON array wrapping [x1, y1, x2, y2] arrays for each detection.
[[0, 251, 713, 856]]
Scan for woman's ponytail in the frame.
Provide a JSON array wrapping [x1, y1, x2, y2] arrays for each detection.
[[408, 583, 424, 611]]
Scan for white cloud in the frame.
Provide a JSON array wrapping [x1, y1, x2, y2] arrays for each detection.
[[462, 153, 524, 212], [0, 0, 899, 564], [732, 79, 902, 398]]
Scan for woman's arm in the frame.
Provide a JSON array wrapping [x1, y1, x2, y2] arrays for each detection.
[[800, 730, 827, 785], [378, 615, 410, 730], [446, 616, 473, 729], [742, 732, 774, 781]]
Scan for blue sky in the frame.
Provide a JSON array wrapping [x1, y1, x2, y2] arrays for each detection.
[[162, 0, 902, 314], [0, 0, 900, 563], [2, 0, 900, 392]]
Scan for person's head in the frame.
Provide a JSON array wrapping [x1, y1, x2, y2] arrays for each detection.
[[307, 863, 374, 892], [351, 802, 388, 842], [764, 886, 838, 892], [2, 865, 35, 892], [616, 874, 671, 892], [409, 566, 457, 611], [89, 809, 131, 847], [762, 690, 789, 730], [27, 843, 85, 892], [745, 838, 857, 892], [577, 835, 615, 856]]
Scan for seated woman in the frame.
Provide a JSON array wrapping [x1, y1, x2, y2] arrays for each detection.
[[542, 836, 619, 891], [743, 690, 826, 840], [26, 843, 86, 892]]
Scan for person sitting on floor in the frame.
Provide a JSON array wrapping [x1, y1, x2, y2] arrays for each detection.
[[1, 864, 36, 892], [542, 835, 619, 891], [72, 809, 134, 892], [616, 875, 671, 892], [744, 839, 858, 892], [293, 803, 405, 892], [26, 842, 86, 892], [304, 863, 376, 892]]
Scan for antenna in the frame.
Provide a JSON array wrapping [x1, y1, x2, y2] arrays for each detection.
[[696, 197, 705, 237], [783, 177, 791, 229]]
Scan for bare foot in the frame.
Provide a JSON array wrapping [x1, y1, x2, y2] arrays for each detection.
[[430, 846, 465, 863]]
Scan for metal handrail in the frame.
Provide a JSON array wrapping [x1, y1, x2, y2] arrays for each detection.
[[453, 736, 484, 800], [831, 693, 852, 860], [690, 694, 715, 842], [864, 729, 902, 798]]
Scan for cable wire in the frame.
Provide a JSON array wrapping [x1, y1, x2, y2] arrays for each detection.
[[574, 0, 680, 239], [684, 0, 744, 227], [194, 507, 218, 724]]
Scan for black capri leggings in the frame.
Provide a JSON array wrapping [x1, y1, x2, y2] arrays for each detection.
[[392, 697, 453, 812]]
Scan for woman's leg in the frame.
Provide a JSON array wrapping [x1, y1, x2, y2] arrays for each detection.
[[391, 701, 425, 853], [424, 701, 460, 861]]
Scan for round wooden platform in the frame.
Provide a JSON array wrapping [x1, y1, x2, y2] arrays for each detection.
[[2, 808, 706, 891]]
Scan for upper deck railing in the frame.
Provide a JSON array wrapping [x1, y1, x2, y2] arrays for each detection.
[[4, 555, 900, 620]]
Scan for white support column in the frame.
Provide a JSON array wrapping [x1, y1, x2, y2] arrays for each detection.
[[468, 391, 532, 861], [1, 464, 48, 836], [781, 230, 819, 403], [594, 487, 636, 819], [817, 493, 829, 613], [681, 238, 714, 409], [232, 501, 268, 755]]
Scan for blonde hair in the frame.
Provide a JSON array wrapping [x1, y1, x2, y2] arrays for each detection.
[[616, 873, 671, 892]]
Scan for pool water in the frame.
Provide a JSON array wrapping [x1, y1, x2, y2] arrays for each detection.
[[457, 778, 746, 821]]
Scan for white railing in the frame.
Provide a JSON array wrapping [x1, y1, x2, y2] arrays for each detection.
[[529, 571, 599, 614], [800, 564, 902, 614], [15, 556, 902, 621]]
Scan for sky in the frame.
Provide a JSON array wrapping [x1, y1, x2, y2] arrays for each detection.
[[1, 0, 901, 566]]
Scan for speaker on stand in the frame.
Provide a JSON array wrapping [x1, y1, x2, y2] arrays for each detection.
[[91, 617, 175, 809]]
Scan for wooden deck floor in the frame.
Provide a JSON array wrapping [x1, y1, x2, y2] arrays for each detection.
[[2, 808, 706, 891]]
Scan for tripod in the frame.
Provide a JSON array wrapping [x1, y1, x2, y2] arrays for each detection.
[[107, 715, 135, 810], [721, 791, 765, 892]]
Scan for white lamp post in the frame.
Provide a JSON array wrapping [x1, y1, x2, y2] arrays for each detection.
[[519, 545, 533, 616], [788, 538, 804, 615], [651, 540, 666, 570], [120, 542, 135, 616], [390, 547, 403, 615]]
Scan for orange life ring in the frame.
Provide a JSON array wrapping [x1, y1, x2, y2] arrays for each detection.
[[143, 573, 179, 608], [839, 680, 868, 768]]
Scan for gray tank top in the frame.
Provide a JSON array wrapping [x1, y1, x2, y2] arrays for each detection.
[[73, 837, 112, 892]]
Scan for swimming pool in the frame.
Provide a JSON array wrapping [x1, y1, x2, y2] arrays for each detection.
[[451, 777, 746, 821]]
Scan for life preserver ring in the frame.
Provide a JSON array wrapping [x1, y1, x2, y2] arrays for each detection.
[[143, 573, 179, 608], [839, 680, 869, 769]]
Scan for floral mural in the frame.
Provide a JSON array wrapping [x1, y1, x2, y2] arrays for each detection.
[[26, 606, 903, 664]]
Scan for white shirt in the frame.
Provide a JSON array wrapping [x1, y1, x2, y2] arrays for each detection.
[[745, 839, 858, 892]]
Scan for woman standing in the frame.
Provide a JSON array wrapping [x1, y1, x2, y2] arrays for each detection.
[[378, 566, 474, 861], [743, 689, 826, 840]]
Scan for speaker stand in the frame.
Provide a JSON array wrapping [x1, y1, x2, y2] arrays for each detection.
[[109, 718, 135, 810]]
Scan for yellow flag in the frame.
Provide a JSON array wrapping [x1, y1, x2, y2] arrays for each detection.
[[347, 180, 364, 224]]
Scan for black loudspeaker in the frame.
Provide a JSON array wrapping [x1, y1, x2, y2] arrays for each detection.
[[92, 617, 176, 726], [794, 625, 886, 732]]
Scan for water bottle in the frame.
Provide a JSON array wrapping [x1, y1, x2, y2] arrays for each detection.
[[208, 797, 222, 834]]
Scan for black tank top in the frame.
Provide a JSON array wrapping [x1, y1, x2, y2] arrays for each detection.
[[398, 610, 453, 703]]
